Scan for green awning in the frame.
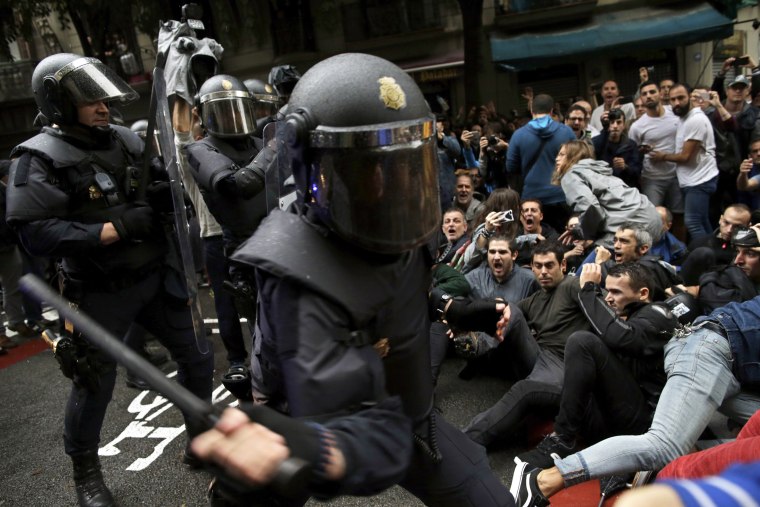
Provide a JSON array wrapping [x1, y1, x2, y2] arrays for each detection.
[[491, 3, 734, 71]]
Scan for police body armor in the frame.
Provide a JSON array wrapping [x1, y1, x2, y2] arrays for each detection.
[[8, 125, 165, 276], [185, 135, 267, 253], [233, 209, 435, 426]]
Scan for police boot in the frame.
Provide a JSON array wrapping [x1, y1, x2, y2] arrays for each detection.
[[71, 451, 115, 507]]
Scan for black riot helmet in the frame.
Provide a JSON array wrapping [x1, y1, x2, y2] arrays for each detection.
[[282, 53, 440, 254], [197, 74, 257, 138], [32, 53, 138, 125], [243, 78, 280, 120]]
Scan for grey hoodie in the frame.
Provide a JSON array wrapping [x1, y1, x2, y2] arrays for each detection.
[[561, 158, 661, 248]]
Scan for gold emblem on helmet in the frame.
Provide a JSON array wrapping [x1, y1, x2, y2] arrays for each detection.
[[88, 185, 102, 200], [265, 84, 274, 94], [378, 77, 406, 110], [222, 79, 233, 90]]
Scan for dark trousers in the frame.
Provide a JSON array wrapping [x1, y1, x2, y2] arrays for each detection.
[[63, 271, 214, 456], [401, 414, 514, 507], [553, 331, 653, 442], [464, 305, 565, 446], [204, 235, 247, 365]]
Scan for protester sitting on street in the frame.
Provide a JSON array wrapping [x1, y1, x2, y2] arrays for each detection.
[[678, 203, 750, 285], [432, 234, 539, 382], [517, 262, 678, 469], [437, 207, 471, 270], [508, 292, 760, 507], [463, 241, 590, 447], [591, 224, 681, 302], [554, 140, 662, 250], [650, 206, 687, 265]]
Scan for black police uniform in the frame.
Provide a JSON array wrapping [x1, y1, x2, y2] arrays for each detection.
[[185, 135, 267, 369], [6, 124, 214, 456], [232, 208, 514, 506]]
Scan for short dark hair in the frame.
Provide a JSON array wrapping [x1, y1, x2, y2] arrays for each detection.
[[566, 104, 588, 118], [607, 262, 653, 294], [532, 94, 554, 115], [639, 80, 658, 92], [531, 240, 564, 264], [617, 223, 652, 249], [520, 198, 543, 213], [488, 233, 518, 253]]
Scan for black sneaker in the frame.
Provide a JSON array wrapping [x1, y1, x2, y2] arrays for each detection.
[[518, 432, 577, 469], [509, 458, 550, 507]]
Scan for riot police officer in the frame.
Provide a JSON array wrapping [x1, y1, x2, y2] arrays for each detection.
[[184, 75, 268, 390], [243, 78, 280, 132], [196, 53, 515, 506], [5, 53, 214, 507]]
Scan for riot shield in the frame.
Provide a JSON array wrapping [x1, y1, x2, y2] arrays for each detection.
[[153, 66, 208, 355], [266, 120, 298, 212]]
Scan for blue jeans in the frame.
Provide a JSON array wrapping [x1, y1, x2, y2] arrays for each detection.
[[682, 176, 717, 241], [554, 327, 753, 485]]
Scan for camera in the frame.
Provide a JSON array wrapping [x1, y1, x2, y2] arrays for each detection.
[[488, 135, 498, 146]]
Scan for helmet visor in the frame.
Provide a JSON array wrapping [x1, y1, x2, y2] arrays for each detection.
[[201, 91, 257, 137], [308, 118, 441, 253], [56, 57, 138, 106]]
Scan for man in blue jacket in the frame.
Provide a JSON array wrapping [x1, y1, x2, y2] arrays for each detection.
[[507, 94, 575, 232]]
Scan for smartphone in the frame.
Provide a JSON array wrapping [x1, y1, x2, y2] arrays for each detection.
[[700, 91, 710, 101], [735, 56, 750, 66], [639, 144, 652, 154], [617, 96, 633, 105], [496, 210, 514, 223]]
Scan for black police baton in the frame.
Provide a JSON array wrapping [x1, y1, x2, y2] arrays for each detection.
[[19, 273, 309, 497]]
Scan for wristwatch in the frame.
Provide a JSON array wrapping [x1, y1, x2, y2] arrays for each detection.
[[435, 293, 452, 318]]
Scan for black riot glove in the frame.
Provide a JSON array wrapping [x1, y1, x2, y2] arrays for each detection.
[[445, 299, 501, 336], [233, 165, 266, 200], [113, 204, 156, 242], [217, 164, 266, 200], [146, 181, 173, 213]]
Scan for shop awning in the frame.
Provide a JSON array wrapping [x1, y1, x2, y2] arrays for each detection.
[[491, 3, 733, 71]]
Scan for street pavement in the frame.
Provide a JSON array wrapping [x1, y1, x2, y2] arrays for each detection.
[[0, 287, 530, 507]]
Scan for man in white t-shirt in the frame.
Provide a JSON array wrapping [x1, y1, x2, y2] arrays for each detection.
[[651, 83, 719, 240], [628, 80, 683, 236], [589, 80, 636, 132]]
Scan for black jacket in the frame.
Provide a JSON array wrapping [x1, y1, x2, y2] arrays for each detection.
[[578, 281, 679, 405]]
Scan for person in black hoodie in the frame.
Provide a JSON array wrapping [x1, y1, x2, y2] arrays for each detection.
[[517, 262, 678, 469]]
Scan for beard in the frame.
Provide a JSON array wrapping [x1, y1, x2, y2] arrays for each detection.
[[672, 103, 690, 117]]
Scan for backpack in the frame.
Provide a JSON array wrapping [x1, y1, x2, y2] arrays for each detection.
[[698, 265, 757, 314]]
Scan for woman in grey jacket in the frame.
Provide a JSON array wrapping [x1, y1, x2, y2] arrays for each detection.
[[553, 140, 661, 249]]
